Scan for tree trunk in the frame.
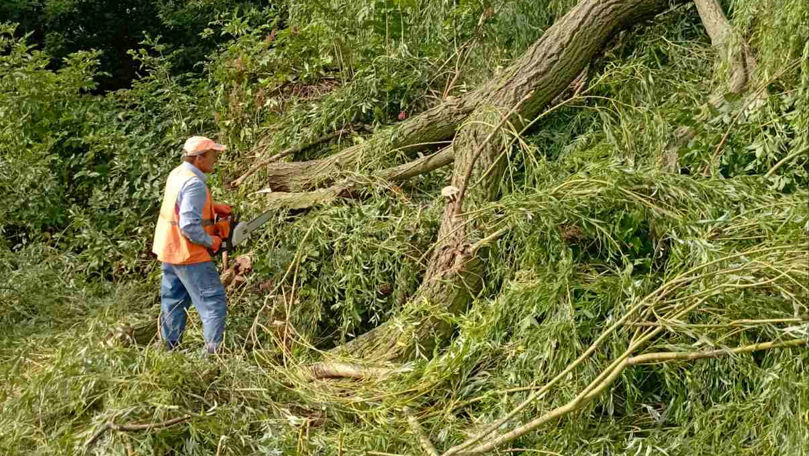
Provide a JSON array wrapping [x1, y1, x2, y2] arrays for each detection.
[[336, 0, 679, 362]]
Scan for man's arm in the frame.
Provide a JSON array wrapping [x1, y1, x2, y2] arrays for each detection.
[[178, 178, 214, 248]]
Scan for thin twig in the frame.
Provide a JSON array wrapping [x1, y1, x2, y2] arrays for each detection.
[[627, 339, 807, 365], [764, 145, 808, 178], [625, 317, 805, 328], [110, 414, 192, 432], [84, 414, 192, 448], [215, 435, 227, 456]]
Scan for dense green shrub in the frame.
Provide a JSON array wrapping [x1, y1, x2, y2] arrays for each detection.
[[0, 25, 214, 278], [1, 0, 808, 454], [0, 0, 275, 90]]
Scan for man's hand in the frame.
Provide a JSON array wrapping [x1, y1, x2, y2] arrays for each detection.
[[210, 236, 223, 253], [213, 220, 231, 240], [213, 203, 232, 217]]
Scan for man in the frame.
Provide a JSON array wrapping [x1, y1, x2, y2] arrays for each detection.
[[152, 136, 232, 353]]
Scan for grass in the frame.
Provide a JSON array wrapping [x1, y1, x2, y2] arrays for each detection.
[[2, 0, 809, 454]]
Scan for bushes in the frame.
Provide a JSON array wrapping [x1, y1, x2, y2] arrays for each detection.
[[0, 25, 214, 278], [1, 0, 808, 454], [1, 0, 276, 91]]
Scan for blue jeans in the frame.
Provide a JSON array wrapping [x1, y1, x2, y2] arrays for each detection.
[[160, 261, 226, 353]]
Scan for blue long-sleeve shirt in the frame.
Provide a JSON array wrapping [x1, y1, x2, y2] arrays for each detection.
[[177, 162, 214, 248]]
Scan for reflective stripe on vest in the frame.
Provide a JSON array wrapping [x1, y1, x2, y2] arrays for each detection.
[[152, 165, 216, 264]]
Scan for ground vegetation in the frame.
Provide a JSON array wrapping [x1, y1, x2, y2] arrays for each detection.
[[1, 0, 808, 454]]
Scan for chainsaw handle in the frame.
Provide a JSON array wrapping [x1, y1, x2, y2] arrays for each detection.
[[210, 215, 238, 256], [223, 217, 237, 252]]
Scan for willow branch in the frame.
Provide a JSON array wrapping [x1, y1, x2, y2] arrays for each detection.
[[84, 414, 193, 447], [452, 91, 533, 216], [254, 147, 456, 210], [693, 0, 755, 94], [306, 361, 393, 380], [459, 339, 806, 455]]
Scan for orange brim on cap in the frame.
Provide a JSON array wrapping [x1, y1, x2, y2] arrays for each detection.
[[182, 136, 227, 156]]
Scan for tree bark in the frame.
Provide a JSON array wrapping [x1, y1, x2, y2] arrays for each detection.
[[693, 0, 756, 94], [336, 0, 680, 362]]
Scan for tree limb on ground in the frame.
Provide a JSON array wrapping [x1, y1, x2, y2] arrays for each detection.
[[405, 407, 440, 456], [305, 361, 393, 380], [231, 125, 366, 188], [456, 338, 806, 455], [263, 97, 476, 192], [84, 414, 193, 447], [334, 0, 685, 363], [256, 147, 455, 210]]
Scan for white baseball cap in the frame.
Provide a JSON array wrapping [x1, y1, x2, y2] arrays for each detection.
[[182, 136, 227, 157]]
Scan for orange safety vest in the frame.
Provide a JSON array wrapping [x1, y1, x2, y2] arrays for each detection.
[[152, 165, 216, 264]]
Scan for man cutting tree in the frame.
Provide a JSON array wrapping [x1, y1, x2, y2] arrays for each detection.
[[152, 136, 232, 354]]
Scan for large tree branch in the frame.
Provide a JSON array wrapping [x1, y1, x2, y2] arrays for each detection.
[[231, 127, 360, 188], [263, 97, 476, 192], [256, 147, 456, 210], [378, 146, 455, 182]]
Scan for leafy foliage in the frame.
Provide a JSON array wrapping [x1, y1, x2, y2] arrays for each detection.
[[0, 24, 215, 277], [1, 0, 808, 455], [1, 0, 274, 90]]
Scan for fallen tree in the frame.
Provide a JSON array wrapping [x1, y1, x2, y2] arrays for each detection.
[[259, 1, 677, 194], [332, 0, 685, 361], [119, 0, 765, 366], [258, 0, 772, 363]]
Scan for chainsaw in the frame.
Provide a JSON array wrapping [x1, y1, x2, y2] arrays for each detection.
[[213, 208, 274, 253]]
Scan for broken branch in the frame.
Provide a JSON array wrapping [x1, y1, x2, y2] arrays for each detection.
[[84, 414, 192, 447], [306, 361, 393, 380], [694, 0, 756, 94], [255, 147, 456, 211]]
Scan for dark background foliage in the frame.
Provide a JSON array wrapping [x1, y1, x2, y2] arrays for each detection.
[[0, 0, 807, 453], [1, 0, 276, 91]]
